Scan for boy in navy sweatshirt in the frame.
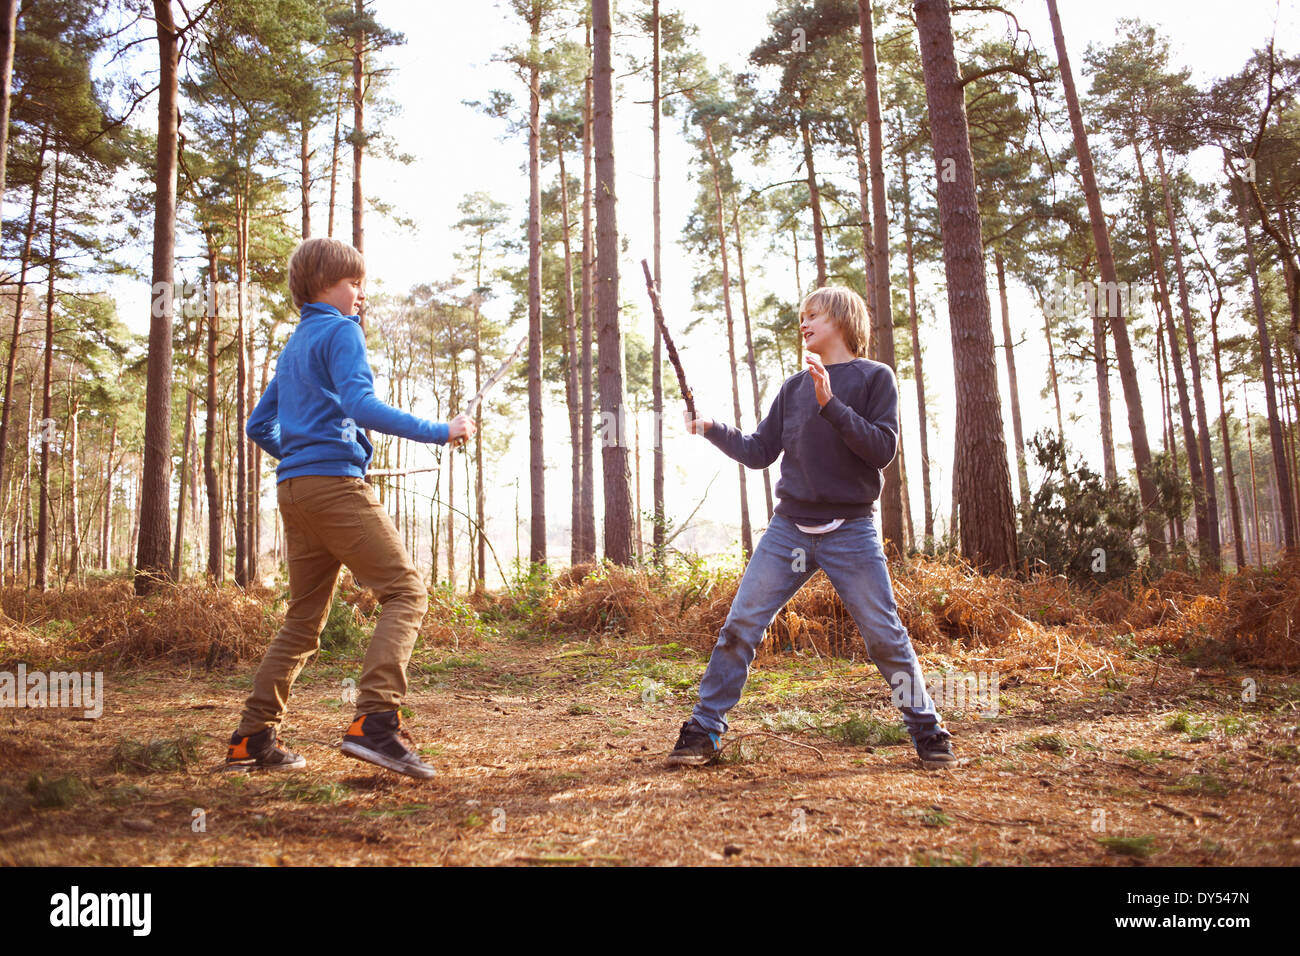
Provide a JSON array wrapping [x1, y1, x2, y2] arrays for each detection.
[[668, 286, 958, 770], [225, 237, 475, 779]]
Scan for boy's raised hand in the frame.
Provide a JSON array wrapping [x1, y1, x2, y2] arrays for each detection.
[[682, 408, 713, 435], [805, 353, 833, 407]]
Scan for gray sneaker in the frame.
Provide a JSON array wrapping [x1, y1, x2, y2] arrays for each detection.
[[914, 729, 959, 770], [666, 719, 721, 766], [340, 711, 436, 780]]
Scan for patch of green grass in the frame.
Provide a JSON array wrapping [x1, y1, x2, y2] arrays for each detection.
[[413, 651, 486, 677], [277, 779, 350, 805], [715, 740, 759, 765], [1217, 714, 1252, 736], [760, 708, 821, 734], [913, 847, 980, 866], [111, 733, 201, 773], [1122, 747, 1177, 764], [360, 803, 430, 818], [1019, 733, 1069, 754], [106, 783, 149, 807], [26, 772, 88, 809], [1164, 711, 1214, 742], [829, 715, 906, 746], [1095, 835, 1158, 858], [541, 771, 584, 788], [758, 708, 905, 746], [1166, 772, 1230, 796], [1263, 743, 1299, 763]]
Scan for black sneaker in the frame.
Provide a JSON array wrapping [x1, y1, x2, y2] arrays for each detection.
[[914, 729, 959, 770], [666, 719, 720, 766], [224, 726, 307, 772], [340, 711, 436, 780]]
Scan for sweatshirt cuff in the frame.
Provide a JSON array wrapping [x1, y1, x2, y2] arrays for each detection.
[[817, 395, 851, 428]]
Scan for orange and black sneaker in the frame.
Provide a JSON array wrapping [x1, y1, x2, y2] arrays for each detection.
[[340, 710, 436, 780], [224, 726, 307, 772]]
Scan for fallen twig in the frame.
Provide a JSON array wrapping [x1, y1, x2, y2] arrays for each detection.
[[717, 731, 827, 761]]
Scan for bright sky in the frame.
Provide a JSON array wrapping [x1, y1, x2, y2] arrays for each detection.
[[101, 0, 1300, 582]]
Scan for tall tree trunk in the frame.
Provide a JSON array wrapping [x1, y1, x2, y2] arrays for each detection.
[[1234, 176, 1296, 552], [995, 251, 1031, 504], [1154, 140, 1220, 569], [800, 114, 827, 288], [136, 0, 180, 594], [703, 128, 752, 558], [102, 419, 116, 571], [1037, 290, 1065, 440], [1209, 304, 1245, 569], [526, 0, 546, 565], [1155, 301, 1183, 547], [328, 75, 343, 238], [172, 311, 202, 579], [447, 354, 457, 588], [732, 203, 773, 520], [901, 153, 934, 547], [579, 16, 596, 563], [1088, 270, 1118, 484], [0, 0, 17, 214], [0, 129, 46, 557], [859, 0, 903, 556], [351, 0, 366, 326], [559, 141, 583, 567], [249, 326, 271, 582], [234, 189, 249, 587], [1046, 0, 1166, 560], [68, 394, 84, 583], [472, 261, 486, 590], [36, 153, 59, 592], [1136, 148, 1192, 550], [592, 0, 634, 565], [651, 0, 666, 563], [204, 236, 223, 581], [300, 118, 312, 238], [914, 0, 1018, 572], [851, 126, 878, 340]]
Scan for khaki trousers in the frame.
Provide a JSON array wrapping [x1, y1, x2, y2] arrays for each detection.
[[237, 475, 428, 736]]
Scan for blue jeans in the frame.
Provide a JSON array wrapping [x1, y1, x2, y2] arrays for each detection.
[[692, 513, 944, 739]]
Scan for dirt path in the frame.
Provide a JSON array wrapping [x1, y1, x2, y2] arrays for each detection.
[[1, 632, 1297, 866]]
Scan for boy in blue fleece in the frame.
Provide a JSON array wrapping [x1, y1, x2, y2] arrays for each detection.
[[667, 286, 957, 770], [225, 237, 475, 779]]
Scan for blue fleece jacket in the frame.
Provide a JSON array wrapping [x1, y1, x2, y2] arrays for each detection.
[[245, 301, 450, 482]]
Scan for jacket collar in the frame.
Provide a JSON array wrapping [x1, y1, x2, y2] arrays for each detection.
[[300, 301, 360, 324]]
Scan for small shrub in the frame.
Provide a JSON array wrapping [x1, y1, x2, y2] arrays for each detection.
[[26, 772, 88, 809], [1095, 835, 1158, 858], [111, 733, 201, 773]]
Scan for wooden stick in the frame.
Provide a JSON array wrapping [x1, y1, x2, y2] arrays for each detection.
[[451, 335, 527, 450], [641, 258, 695, 424]]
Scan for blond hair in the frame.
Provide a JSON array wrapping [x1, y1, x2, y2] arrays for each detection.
[[800, 286, 870, 358], [287, 237, 366, 308]]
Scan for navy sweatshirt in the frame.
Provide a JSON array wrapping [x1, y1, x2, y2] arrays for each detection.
[[704, 358, 899, 521]]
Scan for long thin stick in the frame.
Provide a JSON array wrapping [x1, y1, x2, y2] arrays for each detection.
[[641, 258, 695, 423], [451, 334, 526, 450]]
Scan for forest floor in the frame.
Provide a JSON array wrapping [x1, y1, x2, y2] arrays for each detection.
[[2, 623, 1298, 866]]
